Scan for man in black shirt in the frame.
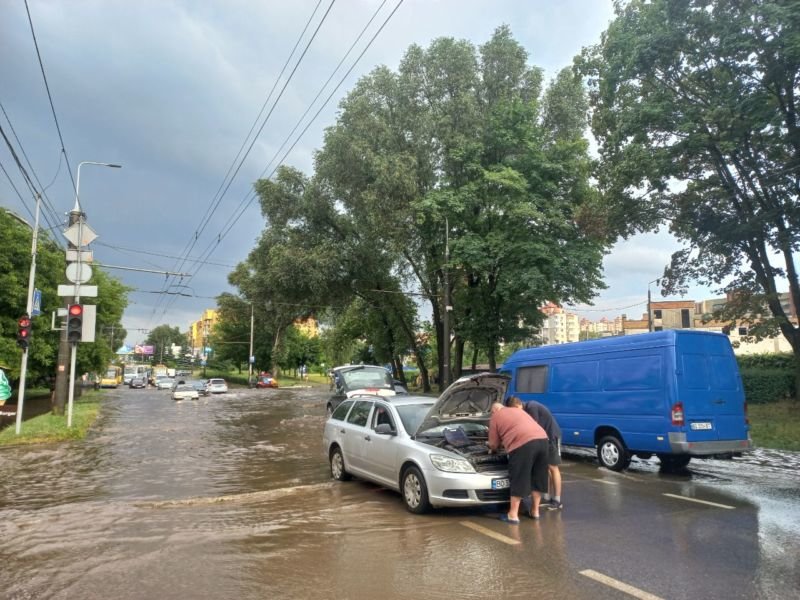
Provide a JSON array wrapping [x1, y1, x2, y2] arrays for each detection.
[[523, 400, 563, 510]]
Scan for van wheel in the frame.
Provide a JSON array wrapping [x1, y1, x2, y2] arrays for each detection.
[[597, 436, 631, 471], [658, 454, 691, 471]]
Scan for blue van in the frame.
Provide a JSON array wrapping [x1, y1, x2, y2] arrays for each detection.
[[500, 330, 752, 471]]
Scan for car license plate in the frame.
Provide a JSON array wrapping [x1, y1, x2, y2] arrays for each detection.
[[690, 422, 712, 430], [491, 478, 509, 490]]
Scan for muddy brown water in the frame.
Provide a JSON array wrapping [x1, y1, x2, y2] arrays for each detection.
[[1, 385, 799, 599]]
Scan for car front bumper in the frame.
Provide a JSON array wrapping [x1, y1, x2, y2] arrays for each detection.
[[421, 465, 510, 508]]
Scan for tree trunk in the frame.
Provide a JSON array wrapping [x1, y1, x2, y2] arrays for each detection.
[[488, 338, 497, 372], [471, 345, 479, 371], [453, 335, 465, 380], [270, 327, 283, 377]]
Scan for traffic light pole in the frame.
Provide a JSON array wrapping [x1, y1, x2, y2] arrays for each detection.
[[14, 193, 41, 435]]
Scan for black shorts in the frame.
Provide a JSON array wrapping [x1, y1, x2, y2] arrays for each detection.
[[548, 438, 562, 466], [508, 438, 549, 497]]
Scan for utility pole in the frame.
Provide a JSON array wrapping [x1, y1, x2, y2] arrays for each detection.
[[441, 216, 451, 390], [248, 302, 254, 384], [15, 193, 41, 434]]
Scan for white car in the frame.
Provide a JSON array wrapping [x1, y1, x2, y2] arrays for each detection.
[[206, 378, 228, 394], [172, 384, 199, 401], [155, 376, 173, 390]]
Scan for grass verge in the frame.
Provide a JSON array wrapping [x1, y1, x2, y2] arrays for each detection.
[[748, 401, 800, 452], [0, 390, 103, 447]]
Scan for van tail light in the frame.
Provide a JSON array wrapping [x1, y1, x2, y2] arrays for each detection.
[[671, 402, 685, 426], [744, 401, 749, 425]]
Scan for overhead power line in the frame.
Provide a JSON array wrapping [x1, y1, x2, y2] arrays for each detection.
[[149, 0, 337, 324], [23, 0, 77, 192], [161, 0, 405, 320]]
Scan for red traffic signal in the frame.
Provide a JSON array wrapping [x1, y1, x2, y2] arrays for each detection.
[[67, 304, 84, 344], [17, 313, 32, 349]]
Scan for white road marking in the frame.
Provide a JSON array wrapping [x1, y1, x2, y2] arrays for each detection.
[[662, 493, 735, 509], [580, 569, 665, 600], [460, 520, 521, 545]]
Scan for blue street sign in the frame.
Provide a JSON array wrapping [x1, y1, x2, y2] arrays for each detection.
[[201, 360, 207, 366], [31, 289, 42, 316]]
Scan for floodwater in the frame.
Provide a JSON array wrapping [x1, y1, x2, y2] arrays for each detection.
[[1, 385, 799, 599]]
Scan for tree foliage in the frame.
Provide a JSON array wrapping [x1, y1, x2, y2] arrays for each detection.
[[145, 324, 185, 364], [580, 0, 800, 396]]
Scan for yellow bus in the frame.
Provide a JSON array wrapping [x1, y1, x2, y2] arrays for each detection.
[[100, 365, 123, 388]]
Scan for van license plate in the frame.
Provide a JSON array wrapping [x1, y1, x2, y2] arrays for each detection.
[[691, 422, 712, 430], [492, 478, 509, 490]]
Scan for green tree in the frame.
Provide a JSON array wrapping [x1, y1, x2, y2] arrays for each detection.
[[145, 324, 185, 365], [580, 0, 800, 398]]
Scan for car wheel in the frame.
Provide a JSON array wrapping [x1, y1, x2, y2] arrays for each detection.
[[597, 435, 631, 471], [657, 454, 691, 471], [401, 466, 431, 514], [330, 447, 350, 481]]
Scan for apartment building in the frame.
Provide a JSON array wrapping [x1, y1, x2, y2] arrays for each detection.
[[188, 308, 218, 356], [539, 303, 581, 345]]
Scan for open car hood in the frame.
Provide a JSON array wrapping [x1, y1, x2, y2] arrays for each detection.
[[415, 373, 509, 436]]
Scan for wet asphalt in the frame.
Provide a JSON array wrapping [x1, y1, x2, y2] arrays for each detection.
[[0, 384, 798, 599]]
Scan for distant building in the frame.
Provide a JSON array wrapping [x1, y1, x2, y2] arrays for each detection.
[[189, 309, 218, 356], [539, 303, 580, 345]]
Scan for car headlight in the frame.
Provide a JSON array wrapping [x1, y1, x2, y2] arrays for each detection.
[[429, 454, 476, 473]]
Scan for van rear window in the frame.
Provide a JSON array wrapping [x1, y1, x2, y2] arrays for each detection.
[[517, 366, 548, 393]]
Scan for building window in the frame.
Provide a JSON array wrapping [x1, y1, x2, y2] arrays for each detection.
[[653, 309, 662, 319], [681, 309, 691, 328], [738, 326, 748, 336], [654, 326, 663, 332]]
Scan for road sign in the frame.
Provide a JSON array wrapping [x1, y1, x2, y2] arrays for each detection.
[[32, 288, 42, 316], [249, 356, 255, 364], [57, 284, 98, 297], [201, 360, 207, 367], [62, 222, 98, 247], [65, 262, 93, 284], [66, 249, 93, 263]]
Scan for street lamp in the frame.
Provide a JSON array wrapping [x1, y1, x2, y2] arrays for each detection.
[[73, 161, 122, 213], [648, 278, 661, 332]]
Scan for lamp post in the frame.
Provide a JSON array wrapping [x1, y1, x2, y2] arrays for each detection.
[[647, 278, 661, 332], [14, 193, 42, 435], [248, 302, 254, 385], [56, 161, 121, 424]]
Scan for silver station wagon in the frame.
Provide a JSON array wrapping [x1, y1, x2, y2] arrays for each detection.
[[322, 373, 510, 513]]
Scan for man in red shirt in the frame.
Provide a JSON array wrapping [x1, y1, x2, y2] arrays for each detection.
[[488, 396, 549, 523]]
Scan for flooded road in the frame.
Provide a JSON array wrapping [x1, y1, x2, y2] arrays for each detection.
[[1, 385, 798, 599]]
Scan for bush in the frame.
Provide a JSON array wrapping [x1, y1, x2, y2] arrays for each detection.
[[740, 368, 796, 404], [736, 353, 795, 370]]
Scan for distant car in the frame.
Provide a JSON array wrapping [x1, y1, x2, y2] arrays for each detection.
[[255, 375, 278, 389], [129, 377, 147, 389], [155, 376, 173, 390], [172, 384, 199, 401], [206, 378, 228, 394], [327, 365, 401, 416], [191, 380, 209, 396]]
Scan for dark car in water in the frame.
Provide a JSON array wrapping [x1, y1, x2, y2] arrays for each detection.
[[326, 365, 404, 416], [129, 376, 147, 389]]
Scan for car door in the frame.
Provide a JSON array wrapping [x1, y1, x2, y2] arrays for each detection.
[[340, 399, 374, 474], [362, 401, 401, 487]]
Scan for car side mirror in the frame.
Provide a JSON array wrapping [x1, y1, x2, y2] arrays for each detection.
[[375, 423, 396, 436]]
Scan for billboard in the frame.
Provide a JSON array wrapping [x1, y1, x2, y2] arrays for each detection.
[[134, 344, 155, 355]]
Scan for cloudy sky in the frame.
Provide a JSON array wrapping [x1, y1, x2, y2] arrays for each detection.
[[1, 0, 710, 344]]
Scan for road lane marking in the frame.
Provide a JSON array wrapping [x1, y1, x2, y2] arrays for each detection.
[[580, 569, 664, 600], [564, 474, 618, 485], [460, 521, 521, 545], [662, 493, 735, 509]]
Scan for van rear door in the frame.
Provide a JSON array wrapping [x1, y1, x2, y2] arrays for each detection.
[[676, 334, 747, 443]]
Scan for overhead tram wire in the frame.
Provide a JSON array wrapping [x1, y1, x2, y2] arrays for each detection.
[[0, 99, 66, 236], [158, 0, 404, 321], [148, 0, 336, 324], [23, 0, 77, 192], [0, 159, 36, 221], [94, 241, 238, 269], [154, 0, 405, 324]]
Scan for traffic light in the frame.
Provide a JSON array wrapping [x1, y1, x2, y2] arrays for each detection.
[[17, 314, 32, 349], [67, 304, 83, 344]]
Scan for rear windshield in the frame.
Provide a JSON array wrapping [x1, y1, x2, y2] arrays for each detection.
[[341, 367, 393, 390], [209, 379, 225, 384]]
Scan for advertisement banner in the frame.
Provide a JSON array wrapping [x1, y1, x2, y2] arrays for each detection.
[[134, 345, 155, 355]]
